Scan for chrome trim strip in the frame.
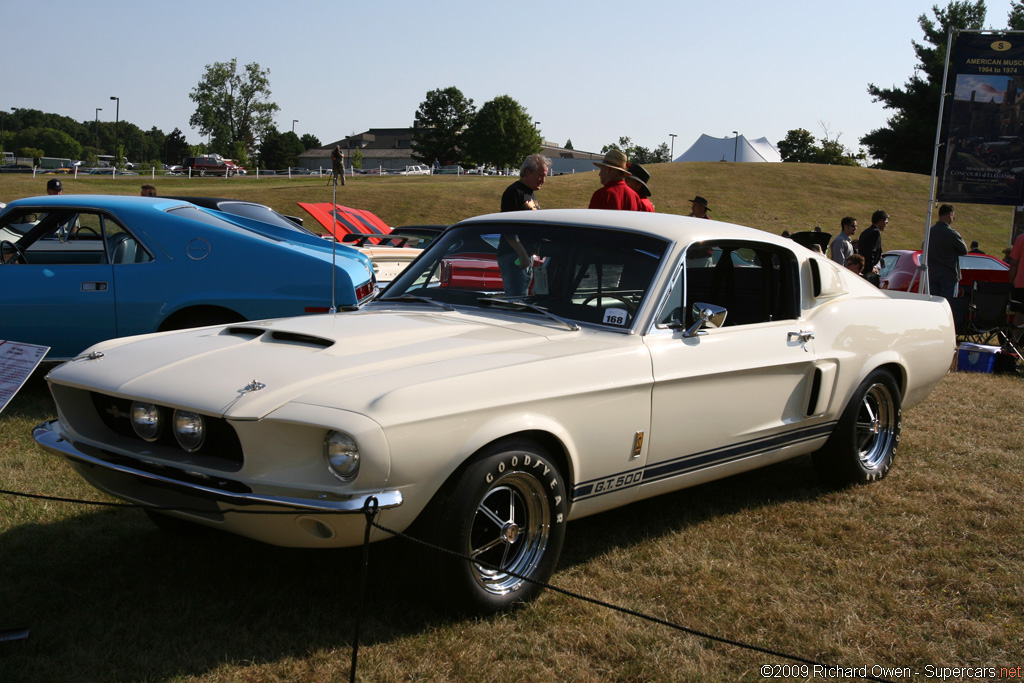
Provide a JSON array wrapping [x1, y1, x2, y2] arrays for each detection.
[[33, 421, 402, 513]]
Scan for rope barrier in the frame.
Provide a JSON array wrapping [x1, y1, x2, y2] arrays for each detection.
[[0, 488, 897, 683]]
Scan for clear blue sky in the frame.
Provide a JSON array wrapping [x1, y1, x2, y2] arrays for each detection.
[[2, 0, 1020, 158]]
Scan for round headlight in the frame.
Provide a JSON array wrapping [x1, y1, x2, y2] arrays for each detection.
[[130, 401, 162, 442], [172, 410, 206, 452], [324, 431, 360, 481]]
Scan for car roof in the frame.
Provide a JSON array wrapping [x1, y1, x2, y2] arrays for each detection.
[[4, 194, 193, 212], [458, 209, 792, 248]]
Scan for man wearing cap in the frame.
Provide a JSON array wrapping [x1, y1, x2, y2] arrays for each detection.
[[588, 150, 642, 211], [625, 163, 654, 212], [46, 178, 63, 195], [689, 196, 711, 219]]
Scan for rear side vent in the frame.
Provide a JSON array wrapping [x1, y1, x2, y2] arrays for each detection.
[[806, 368, 822, 417]]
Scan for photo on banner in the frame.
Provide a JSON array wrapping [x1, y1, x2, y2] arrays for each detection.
[[938, 33, 1024, 206]]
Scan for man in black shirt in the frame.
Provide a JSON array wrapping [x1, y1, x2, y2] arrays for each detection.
[[858, 209, 888, 285], [498, 154, 551, 296]]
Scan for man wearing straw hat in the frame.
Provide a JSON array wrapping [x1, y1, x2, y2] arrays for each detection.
[[588, 149, 642, 211]]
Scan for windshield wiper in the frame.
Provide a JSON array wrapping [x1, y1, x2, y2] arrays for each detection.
[[477, 297, 580, 331], [381, 294, 455, 311]]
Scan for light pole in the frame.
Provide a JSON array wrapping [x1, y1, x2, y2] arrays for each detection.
[[94, 108, 102, 151], [732, 130, 739, 162], [669, 133, 677, 161], [110, 96, 120, 166], [292, 119, 298, 133]]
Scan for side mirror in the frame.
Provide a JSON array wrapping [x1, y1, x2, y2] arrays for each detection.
[[683, 302, 727, 338]]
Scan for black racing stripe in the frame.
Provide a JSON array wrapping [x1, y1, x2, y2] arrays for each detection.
[[572, 421, 836, 501]]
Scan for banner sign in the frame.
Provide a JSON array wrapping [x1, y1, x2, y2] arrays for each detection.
[[939, 33, 1024, 205]]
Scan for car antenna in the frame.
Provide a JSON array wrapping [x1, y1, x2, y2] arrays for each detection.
[[329, 179, 338, 313]]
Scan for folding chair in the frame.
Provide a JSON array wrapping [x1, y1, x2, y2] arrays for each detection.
[[968, 281, 1023, 374]]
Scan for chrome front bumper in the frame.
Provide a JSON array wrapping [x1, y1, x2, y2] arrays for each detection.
[[33, 420, 403, 513]]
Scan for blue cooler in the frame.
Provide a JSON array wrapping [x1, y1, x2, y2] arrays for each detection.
[[957, 343, 1000, 373]]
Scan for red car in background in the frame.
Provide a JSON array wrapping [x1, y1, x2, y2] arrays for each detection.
[[877, 249, 1009, 294]]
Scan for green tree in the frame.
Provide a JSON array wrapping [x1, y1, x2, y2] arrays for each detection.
[[14, 127, 82, 159], [189, 59, 280, 156], [564, 138, 574, 150], [600, 136, 661, 164], [165, 128, 190, 165], [258, 128, 304, 169], [411, 86, 476, 165], [779, 126, 863, 166], [350, 148, 364, 170], [778, 128, 818, 162], [860, 1, 987, 172], [463, 95, 541, 169], [653, 142, 672, 163], [299, 133, 321, 150]]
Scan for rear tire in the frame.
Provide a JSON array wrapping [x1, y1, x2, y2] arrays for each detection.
[[813, 369, 901, 486], [425, 440, 567, 614]]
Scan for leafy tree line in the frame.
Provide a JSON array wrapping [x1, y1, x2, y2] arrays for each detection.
[[410, 86, 672, 170], [411, 87, 544, 169]]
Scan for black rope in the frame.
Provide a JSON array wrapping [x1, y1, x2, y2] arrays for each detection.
[[0, 488, 896, 683]]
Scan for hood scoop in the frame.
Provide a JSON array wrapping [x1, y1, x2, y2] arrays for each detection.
[[222, 326, 335, 349]]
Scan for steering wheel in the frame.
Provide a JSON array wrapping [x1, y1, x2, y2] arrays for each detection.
[[69, 226, 100, 239], [582, 293, 637, 312], [0, 240, 27, 265]]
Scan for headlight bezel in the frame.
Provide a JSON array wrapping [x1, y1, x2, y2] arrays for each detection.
[[324, 430, 361, 481], [130, 401, 163, 442], [172, 409, 207, 453]]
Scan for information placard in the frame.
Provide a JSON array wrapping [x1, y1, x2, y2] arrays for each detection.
[[0, 340, 49, 413]]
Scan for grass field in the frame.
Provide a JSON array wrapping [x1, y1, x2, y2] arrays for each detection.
[[0, 161, 1018, 253], [1, 164, 1022, 682]]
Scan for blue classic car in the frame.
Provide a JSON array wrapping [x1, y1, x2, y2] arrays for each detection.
[[0, 195, 376, 360]]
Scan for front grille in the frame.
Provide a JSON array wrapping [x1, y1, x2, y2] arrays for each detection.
[[90, 392, 244, 471]]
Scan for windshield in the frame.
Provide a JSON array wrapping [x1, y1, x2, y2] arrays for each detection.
[[379, 222, 669, 329]]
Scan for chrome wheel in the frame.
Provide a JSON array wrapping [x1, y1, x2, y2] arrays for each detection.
[[469, 471, 551, 596], [855, 382, 897, 472]]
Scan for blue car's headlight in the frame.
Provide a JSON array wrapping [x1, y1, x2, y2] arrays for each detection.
[[130, 401, 162, 442], [172, 410, 206, 452], [324, 431, 360, 481]]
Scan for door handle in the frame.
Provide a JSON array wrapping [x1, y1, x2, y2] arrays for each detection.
[[788, 330, 814, 351]]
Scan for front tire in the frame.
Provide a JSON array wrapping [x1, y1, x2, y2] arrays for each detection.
[[428, 440, 567, 614], [813, 369, 901, 486]]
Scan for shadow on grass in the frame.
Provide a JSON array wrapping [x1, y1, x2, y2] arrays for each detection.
[[0, 450, 827, 683]]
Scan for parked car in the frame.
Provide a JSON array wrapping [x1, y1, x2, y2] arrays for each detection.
[[877, 249, 1009, 293], [164, 196, 311, 236], [34, 209, 954, 613], [0, 195, 376, 360], [399, 165, 431, 175], [181, 156, 233, 177], [0, 164, 34, 173]]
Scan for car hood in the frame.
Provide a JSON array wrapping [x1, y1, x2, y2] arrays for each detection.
[[50, 308, 604, 420]]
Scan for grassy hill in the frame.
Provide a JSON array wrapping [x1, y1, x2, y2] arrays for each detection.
[[1, 162, 1017, 254]]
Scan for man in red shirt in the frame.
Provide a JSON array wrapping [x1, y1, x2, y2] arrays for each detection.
[[625, 163, 654, 212], [588, 150, 642, 210]]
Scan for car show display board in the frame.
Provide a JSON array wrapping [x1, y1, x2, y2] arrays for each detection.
[[0, 340, 48, 413]]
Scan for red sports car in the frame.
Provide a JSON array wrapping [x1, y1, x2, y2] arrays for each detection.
[[877, 250, 1009, 294]]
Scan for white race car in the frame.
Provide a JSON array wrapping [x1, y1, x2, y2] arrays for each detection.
[[35, 209, 955, 613]]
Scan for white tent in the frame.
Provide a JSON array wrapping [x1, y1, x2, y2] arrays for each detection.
[[674, 134, 782, 163]]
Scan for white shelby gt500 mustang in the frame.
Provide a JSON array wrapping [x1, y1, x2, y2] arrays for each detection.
[[35, 209, 955, 613]]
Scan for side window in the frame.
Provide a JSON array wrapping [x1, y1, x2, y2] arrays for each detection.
[[658, 240, 800, 328], [104, 216, 152, 265]]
